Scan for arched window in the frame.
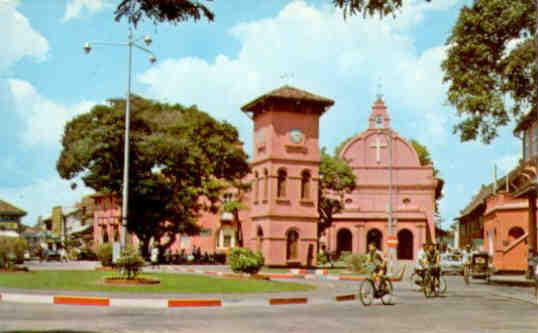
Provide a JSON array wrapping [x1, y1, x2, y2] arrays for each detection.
[[256, 226, 264, 252], [102, 226, 109, 243], [277, 169, 287, 198], [113, 226, 119, 242], [263, 169, 268, 201], [300, 170, 311, 200], [286, 229, 299, 260], [254, 171, 259, 202]]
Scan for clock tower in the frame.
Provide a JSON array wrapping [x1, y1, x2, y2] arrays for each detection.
[[241, 85, 334, 266]]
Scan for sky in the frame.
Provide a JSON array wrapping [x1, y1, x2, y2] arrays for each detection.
[[0, 0, 522, 229]]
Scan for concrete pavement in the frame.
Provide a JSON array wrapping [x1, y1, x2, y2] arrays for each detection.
[[0, 277, 536, 333]]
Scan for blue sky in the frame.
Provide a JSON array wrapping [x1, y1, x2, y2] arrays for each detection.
[[0, 0, 521, 228]]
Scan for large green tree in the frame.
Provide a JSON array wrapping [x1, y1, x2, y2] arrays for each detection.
[[57, 96, 249, 257], [443, 0, 537, 143], [318, 148, 357, 235]]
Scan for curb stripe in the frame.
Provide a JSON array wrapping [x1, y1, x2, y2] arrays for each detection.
[[269, 297, 308, 305], [168, 299, 222, 307], [264, 273, 304, 279], [335, 294, 356, 302], [53, 296, 109, 306], [339, 276, 367, 281]]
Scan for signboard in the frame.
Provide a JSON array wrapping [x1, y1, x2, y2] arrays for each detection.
[[386, 235, 398, 248], [112, 242, 121, 263]]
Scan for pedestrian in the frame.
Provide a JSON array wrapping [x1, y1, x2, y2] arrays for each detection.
[[59, 246, 69, 263], [151, 245, 159, 269]]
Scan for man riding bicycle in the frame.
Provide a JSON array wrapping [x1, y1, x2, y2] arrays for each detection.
[[366, 242, 387, 288], [427, 243, 441, 282], [414, 243, 430, 282]]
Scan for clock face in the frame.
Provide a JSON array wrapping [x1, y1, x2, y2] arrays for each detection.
[[289, 129, 304, 144]]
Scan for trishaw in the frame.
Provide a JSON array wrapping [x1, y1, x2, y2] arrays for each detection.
[[463, 252, 494, 285]]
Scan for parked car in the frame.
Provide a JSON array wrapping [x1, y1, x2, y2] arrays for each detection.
[[440, 253, 463, 275]]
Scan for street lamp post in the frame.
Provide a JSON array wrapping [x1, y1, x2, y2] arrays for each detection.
[[377, 128, 396, 271], [84, 26, 157, 251]]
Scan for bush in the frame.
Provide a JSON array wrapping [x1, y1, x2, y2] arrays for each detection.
[[97, 243, 113, 267], [78, 246, 97, 261], [116, 247, 145, 280], [0, 237, 28, 268], [317, 252, 329, 265], [344, 253, 368, 273], [228, 247, 264, 274]]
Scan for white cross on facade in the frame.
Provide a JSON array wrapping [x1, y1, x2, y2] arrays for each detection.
[[369, 136, 387, 163]]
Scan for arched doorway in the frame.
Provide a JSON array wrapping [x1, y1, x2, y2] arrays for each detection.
[[286, 229, 299, 261], [336, 228, 352, 255], [397, 229, 413, 260], [366, 228, 383, 251]]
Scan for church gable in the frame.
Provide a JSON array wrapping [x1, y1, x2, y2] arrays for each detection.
[[340, 132, 421, 168]]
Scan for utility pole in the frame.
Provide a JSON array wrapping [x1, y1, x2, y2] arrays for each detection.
[[84, 26, 156, 251], [530, 0, 538, 277]]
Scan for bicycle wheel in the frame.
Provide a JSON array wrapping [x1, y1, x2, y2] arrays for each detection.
[[423, 274, 432, 298], [408, 272, 418, 290], [439, 276, 447, 294], [359, 279, 375, 306], [463, 266, 470, 285], [380, 279, 393, 305]]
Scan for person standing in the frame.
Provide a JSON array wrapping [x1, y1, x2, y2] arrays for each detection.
[[59, 246, 69, 263], [150, 245, 159, 269]]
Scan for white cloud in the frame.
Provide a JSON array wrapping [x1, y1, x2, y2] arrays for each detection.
[[0, 0, 49, 72], [139, 0, 459, 154], [62, 0, 108, 22], [0, 177, 93, 226], [7, 79, 94, 146]]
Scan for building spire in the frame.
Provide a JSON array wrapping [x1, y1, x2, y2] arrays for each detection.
[[376, 76, 383, 101], [280, 73, 295, 86]]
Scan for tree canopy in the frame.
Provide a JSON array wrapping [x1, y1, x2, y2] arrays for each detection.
[[115, 0, 214, 27], [318, 148, 357, 234], [57, 96, 249, 256], [442, 0, 536, 143], [114, 0, 432, 27]]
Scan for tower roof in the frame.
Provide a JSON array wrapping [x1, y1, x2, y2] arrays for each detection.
[[368, 96, 391, 129], [241, 85, 334, 113]]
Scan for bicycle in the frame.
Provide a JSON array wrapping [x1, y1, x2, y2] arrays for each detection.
[[409, 267, 447, 296], [422, 266, 445, 297], [359, 269, 393, 306]]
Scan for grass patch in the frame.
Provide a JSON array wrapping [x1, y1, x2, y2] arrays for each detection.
[[0, 270, 314, 294]]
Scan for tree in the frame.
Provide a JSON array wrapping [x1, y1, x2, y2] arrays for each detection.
[[57, 96, 249, 257], [318, 148, 357, 235], [409, 138, 444, 211], [333, 0, 430, 18], [442, 0, 536, 143]]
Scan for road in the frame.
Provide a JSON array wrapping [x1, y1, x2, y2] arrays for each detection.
[[0, 277, 536, 333]]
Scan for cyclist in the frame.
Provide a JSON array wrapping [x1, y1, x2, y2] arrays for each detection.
[[427, 243, 441, 287], [414, 242, 430, 283], [366, 242, 387, 288]]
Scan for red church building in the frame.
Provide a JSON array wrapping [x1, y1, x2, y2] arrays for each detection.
[[323, 97, 440, 261], [91, 85, 440, 266]]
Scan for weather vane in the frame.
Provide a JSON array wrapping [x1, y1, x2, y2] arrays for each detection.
[[376, 76, 383, 100]]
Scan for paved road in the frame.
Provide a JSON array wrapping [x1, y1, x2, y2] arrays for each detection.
[[1, 277, 536, 333]]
